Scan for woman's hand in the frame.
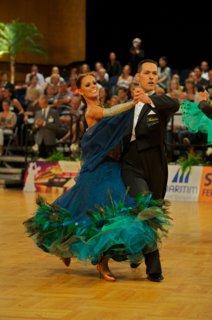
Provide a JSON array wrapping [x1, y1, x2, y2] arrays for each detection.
[[197, 90, 209, 103]]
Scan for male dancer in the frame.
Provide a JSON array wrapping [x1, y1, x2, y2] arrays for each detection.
[[121, 59, 179, 282]]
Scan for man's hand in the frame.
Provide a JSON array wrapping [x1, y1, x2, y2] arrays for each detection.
[[133, 87, 152, 105], [35, 119, 44, 127]]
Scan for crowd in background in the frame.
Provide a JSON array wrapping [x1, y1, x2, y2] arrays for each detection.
[[0, 37, 211, 159]]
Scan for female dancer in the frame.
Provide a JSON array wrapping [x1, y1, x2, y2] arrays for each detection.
[[181, 90, 212, 144], [24, 73, 171, 281]]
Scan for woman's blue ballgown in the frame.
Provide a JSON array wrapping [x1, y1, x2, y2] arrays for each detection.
[[24, 110, 171, 265]]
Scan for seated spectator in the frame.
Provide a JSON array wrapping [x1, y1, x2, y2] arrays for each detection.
[[52, 81, 73, 115], [117, 65, 133, 89], [95, 62, 109, 82], [167, 78, 183, 101], [80, 63, 91, 74], [43, 74, 61, 96], [0, 99, 17, 155], [109, 95, 120, 107], [117, 87, 130, 103], [33, 95, 60, 158], [99, 87, 110, 108], [96, 68, 109, 88], [129, 80, 140, 99], [200, 61, 209, 81], [69, 67, 78, 79], [205, 69, 212, 100], [189, 67, 208, 92], [0, 72, 14, 90], [70, 96, 85, 143], [2, 86, 24, 129], [25, 74, 43, 105], [45, 66, 64, 87], [67, 76, 79, 96], [24, 88, 42, 125], [180, 79, 198, 102], [25, 64, 45, 87], [59, 96, 85, 145], [45, 84, 58, 105]]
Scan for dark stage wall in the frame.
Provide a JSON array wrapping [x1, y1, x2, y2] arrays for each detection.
[[86, 1, 212, 71]]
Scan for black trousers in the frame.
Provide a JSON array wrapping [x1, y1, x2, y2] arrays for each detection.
[[121, 142, 166, 274], [122, 142, 167, 199], [39, 141, 56, 158]]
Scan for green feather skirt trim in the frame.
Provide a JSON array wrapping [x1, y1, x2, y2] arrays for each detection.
[[181, 100, 212, 144], [24, 193, 172, 265]]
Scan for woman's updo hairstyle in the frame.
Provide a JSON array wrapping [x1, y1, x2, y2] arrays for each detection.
[[76, 72, 97, 89]]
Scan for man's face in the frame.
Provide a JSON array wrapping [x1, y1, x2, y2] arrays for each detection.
[[138, 62, 158, 92], [39, 96, 48, 108], [31, 66, 38, 74]]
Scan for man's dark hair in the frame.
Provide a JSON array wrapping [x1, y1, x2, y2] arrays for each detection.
[[137, 59, 158, 72]]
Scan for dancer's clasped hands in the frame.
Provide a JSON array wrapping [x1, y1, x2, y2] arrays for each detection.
[[133, 87, 152, 105]]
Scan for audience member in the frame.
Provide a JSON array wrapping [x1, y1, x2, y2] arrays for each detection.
[[129, 37, 145, 75]]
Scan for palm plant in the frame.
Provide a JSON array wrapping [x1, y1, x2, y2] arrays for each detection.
[[0, 19, 47, 84]]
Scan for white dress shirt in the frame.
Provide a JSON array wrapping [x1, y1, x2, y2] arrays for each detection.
[[130, 91, 156, 142], [42, 106, 50, 119], [41, 106, 51, 126]]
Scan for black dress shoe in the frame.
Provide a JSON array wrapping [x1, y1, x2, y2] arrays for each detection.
[[147, 273, 164, 282], [130, 263, 141, 269]]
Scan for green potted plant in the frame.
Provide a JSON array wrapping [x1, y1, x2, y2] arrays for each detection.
[[178, 150, 203, 173], [0, 19, 47, 84]]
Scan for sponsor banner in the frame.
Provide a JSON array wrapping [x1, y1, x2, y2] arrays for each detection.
[[199, 166, 212, 202], [23, 161, 81, 193], [166, 165, 203, 201]]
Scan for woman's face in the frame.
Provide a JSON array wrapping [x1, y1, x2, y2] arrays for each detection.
[[79, 75, 99, 100], [123, 65, 130, 74], [3, 89, 10, 98], [170, 79, 179, 89], [185, 81, 194, 90], [110, 96, 119, 106], [2, 102, 10, 112]]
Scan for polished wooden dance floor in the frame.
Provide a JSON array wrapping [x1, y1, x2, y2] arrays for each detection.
[[0, 189, 211, 320]]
